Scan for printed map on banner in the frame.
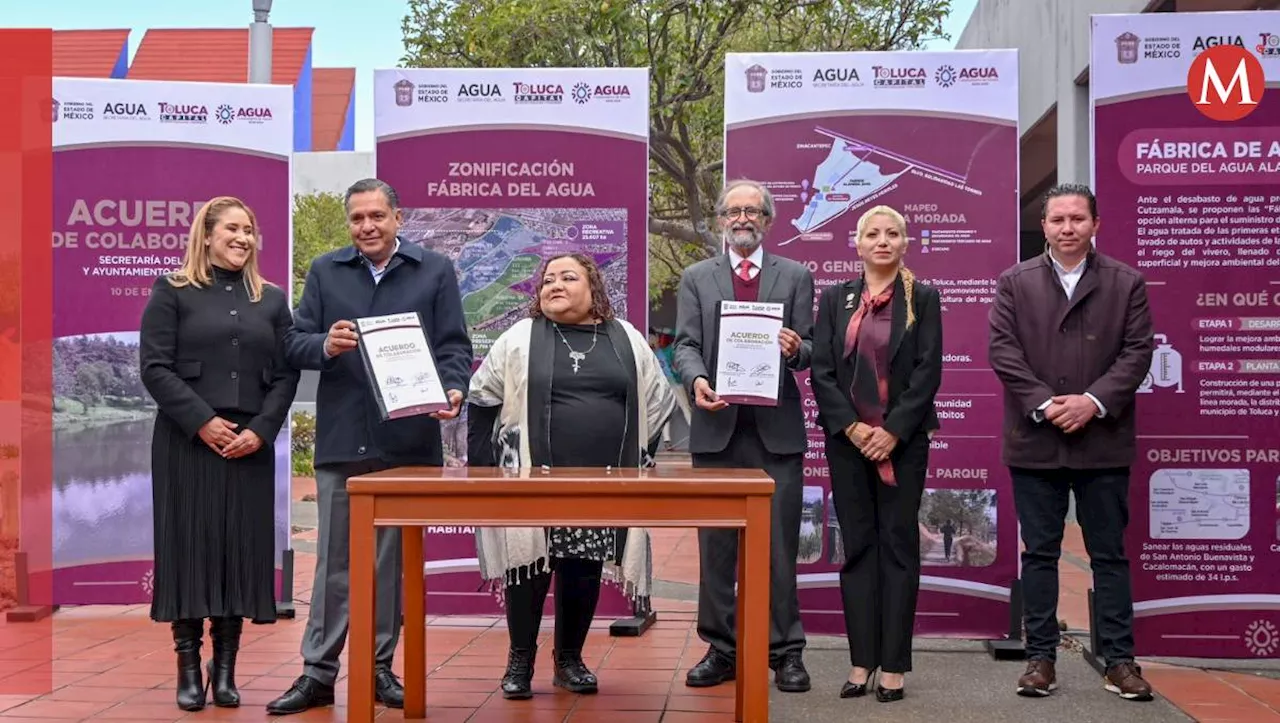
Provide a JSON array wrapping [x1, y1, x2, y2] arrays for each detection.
[[784, 127, 972, 243], [399, 207, 628, 353], [1148, 468, 1250, 540]]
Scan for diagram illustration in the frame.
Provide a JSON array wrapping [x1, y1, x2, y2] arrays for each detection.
[[1139, 334, 1184, 394], [779, 126, 975, 245]]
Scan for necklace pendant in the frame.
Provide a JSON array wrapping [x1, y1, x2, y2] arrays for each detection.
[[569, 350, 585, 374]]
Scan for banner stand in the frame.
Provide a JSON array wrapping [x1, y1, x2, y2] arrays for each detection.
[[1080, 589, 1106, 676], [983, 578, 1026, 660], [5, 552, 56, 623], [374, 67, 652, 623], [275, 548, 296, 619], [724, 49, 1020, 638], [609, 596, 656, 638]]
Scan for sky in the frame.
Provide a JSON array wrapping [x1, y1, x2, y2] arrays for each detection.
[[4, 0, 978, 152]]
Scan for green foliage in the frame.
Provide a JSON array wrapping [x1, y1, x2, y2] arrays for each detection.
[[290, 410, 317, 477], [922, 489, 995, 542], [291, 192, 349, 306], [797, 532, 821, 563], [53, 336, 147, 411], [401, 0, 951, 303]]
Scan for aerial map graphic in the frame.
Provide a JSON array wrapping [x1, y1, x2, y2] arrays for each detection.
[[399, 207, 629, 355], [781, 126, 971, 245], [1149, 468, 1250, 540]]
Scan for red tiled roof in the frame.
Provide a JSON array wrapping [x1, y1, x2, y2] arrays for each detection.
[[127, 28, 313, 85], [312, 68, 355, 151], [53, 29, 129, 78]]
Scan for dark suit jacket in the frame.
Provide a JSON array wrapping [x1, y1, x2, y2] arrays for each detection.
[[139, 268, 300, 444], [673, 251, 814, 456], [810, 274, 942, 445], [988, 250, 1154, 469], [284, 240, 474, 467]]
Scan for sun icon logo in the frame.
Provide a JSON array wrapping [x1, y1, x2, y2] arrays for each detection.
[[571, 82, 592, 105], [141, 567, 155, 596], [934, 65, 957, 88], [215, 104, 235, 125], [1244, 619, 1278, 657]]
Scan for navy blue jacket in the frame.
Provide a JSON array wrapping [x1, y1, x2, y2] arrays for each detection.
[[285, 240, 474, 467]]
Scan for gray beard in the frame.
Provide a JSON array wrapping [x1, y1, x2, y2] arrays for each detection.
[[722, 227, 763, 254]]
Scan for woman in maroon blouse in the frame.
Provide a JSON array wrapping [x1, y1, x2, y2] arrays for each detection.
[[810, 205, 943, 703]]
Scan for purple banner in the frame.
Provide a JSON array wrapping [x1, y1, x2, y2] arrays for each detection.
[[725, 112, 1019, 638], [377, 128, 649, 617], [1094, 58, 1280, 657], [51, 144, 291, 604]]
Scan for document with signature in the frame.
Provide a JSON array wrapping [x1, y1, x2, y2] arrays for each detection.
[[714, 300, 784, 406], [355, 312, 450, 420]]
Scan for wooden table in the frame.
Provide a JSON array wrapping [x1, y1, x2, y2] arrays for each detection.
[[347, 465, 774, 723]]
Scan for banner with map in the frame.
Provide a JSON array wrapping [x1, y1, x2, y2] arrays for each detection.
[[1092, 12, 1280, 658], [51, 77, 293, 603], [374, 67, 649, 616], [724, 51, 1020, 637]]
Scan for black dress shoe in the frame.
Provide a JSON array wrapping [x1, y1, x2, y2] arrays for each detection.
[[266, 675, 335, 715], [501, 647, 536, 700], [840, 681, 868, 698], [375, 669, 404, 709], [875, 684, 905, 703], [685, 648, 736, 688], [552, 650, 599, 694], [772, 652, 811, 693]]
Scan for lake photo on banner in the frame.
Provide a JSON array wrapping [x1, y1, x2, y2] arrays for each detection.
[[51, 332, 292, 603]]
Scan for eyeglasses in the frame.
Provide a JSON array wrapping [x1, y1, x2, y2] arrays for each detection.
[[718, 206, 767, 220]]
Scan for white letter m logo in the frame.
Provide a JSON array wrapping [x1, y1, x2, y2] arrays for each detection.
[[1198, 57, 1258, 106]]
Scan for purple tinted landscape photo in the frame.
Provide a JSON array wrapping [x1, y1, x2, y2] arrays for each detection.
[[52, 332, 291, 592]]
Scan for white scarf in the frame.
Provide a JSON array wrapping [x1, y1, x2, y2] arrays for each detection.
[[466, 317, 675, 601]]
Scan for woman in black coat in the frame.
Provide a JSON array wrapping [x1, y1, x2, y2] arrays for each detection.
[[810, 204, 943, 703], [139, 196, 299, 711]]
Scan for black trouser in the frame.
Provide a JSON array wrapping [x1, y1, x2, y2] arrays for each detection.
[[504, 557, 604, 653], [692, 411, 806, 663], [1011, 467, 1135, 668], [827, 433, 928, 673]]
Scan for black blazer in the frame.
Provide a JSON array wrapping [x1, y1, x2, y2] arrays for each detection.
[[139, 267, 300, 443], [284, 240, 474, 467], [811, 274, 943, 444]]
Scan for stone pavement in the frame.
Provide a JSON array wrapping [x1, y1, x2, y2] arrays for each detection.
[[0, 470, 1273, 721]]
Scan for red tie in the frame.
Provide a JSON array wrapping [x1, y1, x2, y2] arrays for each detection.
[[737, 259, 754, 281]]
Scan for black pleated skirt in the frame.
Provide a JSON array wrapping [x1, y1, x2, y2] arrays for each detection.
[[149, 410, 277, 624]]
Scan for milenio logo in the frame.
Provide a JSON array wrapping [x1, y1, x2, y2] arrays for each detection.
[[1186, 43, 1265, 121]]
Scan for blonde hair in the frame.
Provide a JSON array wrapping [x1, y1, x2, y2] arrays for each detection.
[[167, 196, 270, 302], [856, 204, 916, 329]]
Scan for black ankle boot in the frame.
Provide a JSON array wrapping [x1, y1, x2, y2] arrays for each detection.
[[553, 650, 598, 694], [501, 646, 536, 700], [208, 617, 242, 707], [170, 619, 205, 711]]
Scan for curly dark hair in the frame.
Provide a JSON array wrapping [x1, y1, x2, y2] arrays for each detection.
[[529, 252, 615, 321]]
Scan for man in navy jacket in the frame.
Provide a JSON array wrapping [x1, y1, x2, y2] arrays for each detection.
[[267, 178, 473, 715]]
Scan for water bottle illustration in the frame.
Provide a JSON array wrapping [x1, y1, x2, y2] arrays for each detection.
[[1139, 334, 1184, 394]]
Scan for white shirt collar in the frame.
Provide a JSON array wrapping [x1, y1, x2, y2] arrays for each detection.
[[1047, 247, 1088, 275], [728, 244, 764, 269]]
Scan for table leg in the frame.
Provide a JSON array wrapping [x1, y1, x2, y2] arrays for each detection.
[[348, 496, 376, 723], [403, 527, 426, 718], [740, 497, 772, 722]]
